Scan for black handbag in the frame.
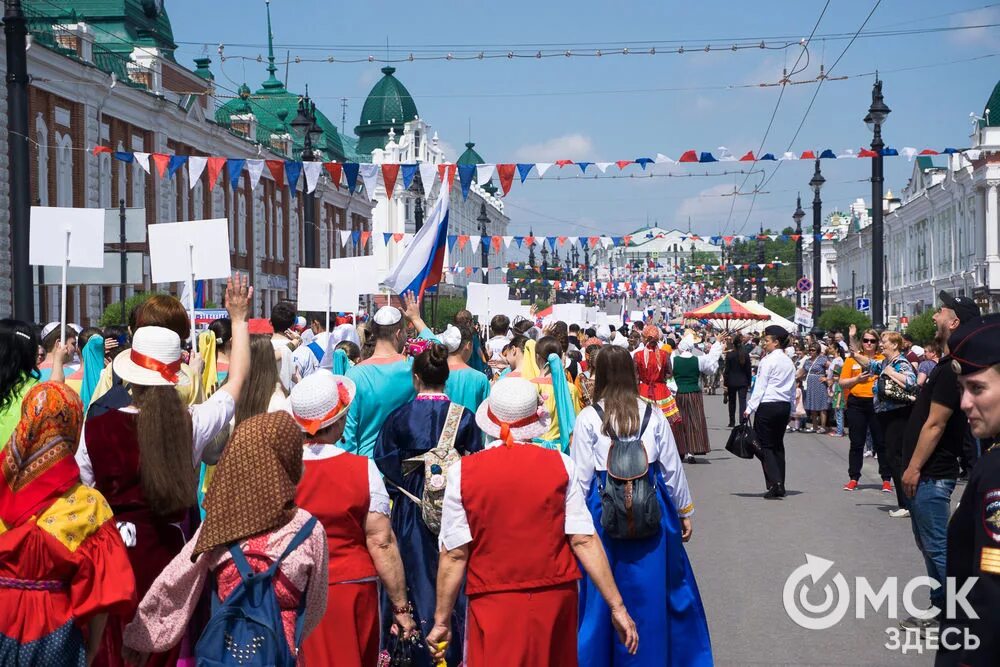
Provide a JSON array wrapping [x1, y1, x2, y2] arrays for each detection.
[[725, 423, 763, 459], [378, 634, 424, 667], [876, 364, 917, 404]]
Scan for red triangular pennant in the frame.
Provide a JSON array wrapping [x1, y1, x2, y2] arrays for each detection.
[[266, 159, 285, 189], [616, 160, 632, 170], [392, 233, 404, 242], [457, 235, 469, 250], [739, 151, 756, 162], [381, 163, 400, 195], [557, 236, 567, 246], [496, 164, 515, 196], [324, 162, 342, 189], [92, 145, 113, 155], [438, 163, 457, 189], [491, 236, 502, 252], [206, 157, 226, 190], [524, 235, 535, 247], [360, 231, 371, 248], [151, 153, 170, 178], [555, 159, 574, 167], [678, 150, 699, 163]]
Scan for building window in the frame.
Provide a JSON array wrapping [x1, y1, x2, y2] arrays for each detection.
[[55, 132, 74, 207], [36, 114, 49, 205]]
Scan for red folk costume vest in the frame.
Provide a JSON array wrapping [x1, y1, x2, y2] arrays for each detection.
[[460, 445, 581, 596], [295, 450, 377, 584]]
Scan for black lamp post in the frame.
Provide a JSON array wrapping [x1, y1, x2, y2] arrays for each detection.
[[583, 243, 590, 282], [809, 159, 825, 320], [756, 224, 765, 301], [793, 194, 805, 307], [865, 77, 890, 328], [291, 90, 323, 267], [411, 170, 424, 233], [7, 0, 32, 320], [478, 202, 489, 283]]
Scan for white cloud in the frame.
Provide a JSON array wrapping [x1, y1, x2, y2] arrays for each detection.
[[513, 133, 596, 163], [673, 183, 748, 232], [950, 6, 1000, 46]]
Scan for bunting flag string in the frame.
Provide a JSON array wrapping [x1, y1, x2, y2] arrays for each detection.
[[91, 144, 979, 201], [378, 231, 836, 250]]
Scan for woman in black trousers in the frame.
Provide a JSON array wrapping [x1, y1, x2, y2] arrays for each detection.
[[723, 333, 753, 427], [745, 326, 797, 499]]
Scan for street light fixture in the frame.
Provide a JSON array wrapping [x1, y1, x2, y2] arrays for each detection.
[[477, 202, 490, 283], [291, 90, 323, 267], [756, 223, 765, 301], [792, 194, 805, 307], [866, 77, 890, 328], [809, 159, 825, 321]]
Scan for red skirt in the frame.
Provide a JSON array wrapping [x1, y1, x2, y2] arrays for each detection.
[[300, 581, 379, 667], [466, 582, 578, 667]]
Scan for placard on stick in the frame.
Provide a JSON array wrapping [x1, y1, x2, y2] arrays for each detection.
[[29, 206, 105, 343], [148, 219, 232, 350], [298, 267, 362, 330]]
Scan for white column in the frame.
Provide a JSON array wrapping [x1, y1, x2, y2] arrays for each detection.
[[986, 183, 1000, 293]]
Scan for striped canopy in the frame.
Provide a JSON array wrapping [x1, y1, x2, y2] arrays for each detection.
[[683, 294, 770, 321]]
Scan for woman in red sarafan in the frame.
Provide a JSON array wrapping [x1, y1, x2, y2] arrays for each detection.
[[0, 382, 136, 666], [632, 325, 682, 424]]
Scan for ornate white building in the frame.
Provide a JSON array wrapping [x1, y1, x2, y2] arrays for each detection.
[[594, 225, 722, 282], [835, 81, 1000, 323]]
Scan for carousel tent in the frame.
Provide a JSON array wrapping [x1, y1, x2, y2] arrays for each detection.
[[741, 300, 797, 334]]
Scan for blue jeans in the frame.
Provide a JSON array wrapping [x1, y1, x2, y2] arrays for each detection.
[[835, 408, 844, 435], [909, 478, 957, 608]]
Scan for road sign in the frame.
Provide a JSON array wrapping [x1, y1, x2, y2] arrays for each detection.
[[794, 307, 814, 329], [855, 297, 871, 312], [796, 277, 812, 293]]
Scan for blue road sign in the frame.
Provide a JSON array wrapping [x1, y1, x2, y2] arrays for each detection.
[[856, 298, 871, 312]]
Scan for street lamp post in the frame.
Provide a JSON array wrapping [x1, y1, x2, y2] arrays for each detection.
[[809, 159, 825, 321], [7, 0, 32, 320], [793, 195, 805, 308], [291, 91, 323, 268], [478, 202, 489, 283], [865, 77, 891, 328], [756, 224, 765, 302]]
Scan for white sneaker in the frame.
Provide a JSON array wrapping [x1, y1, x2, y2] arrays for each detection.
[[888, 509, 911, 518]]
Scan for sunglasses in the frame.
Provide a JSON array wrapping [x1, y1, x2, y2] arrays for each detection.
[[862, 338, 878, 344]]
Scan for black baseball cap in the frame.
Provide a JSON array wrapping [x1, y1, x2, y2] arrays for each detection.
[[948, 313, 1000, 376], [939, 290, 981, 324]]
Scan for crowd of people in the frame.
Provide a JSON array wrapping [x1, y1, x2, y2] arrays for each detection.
[[4, 280, 1000, 665]]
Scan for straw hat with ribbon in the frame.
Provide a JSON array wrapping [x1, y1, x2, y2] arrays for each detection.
[[474, 377, 550, 446], [289, 370, 356, 436], [112, 326, 189, 387]]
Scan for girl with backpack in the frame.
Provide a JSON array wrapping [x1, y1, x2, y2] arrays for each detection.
[[122, 411, 328, 666], [572, 346, 713, 667], [374, 344, 483, 667], [290, 371, 417, 666]]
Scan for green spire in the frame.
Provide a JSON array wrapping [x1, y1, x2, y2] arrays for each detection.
[[261, 0, 283, 91]]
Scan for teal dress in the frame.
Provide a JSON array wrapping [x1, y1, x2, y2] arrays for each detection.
[[444, 365, 490, 413]]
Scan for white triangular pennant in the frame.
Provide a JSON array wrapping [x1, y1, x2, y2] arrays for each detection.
[[655, 153, 674, 164], [340, 230, 352, 247], [469, 235, 481, 249], [567, 236, 578, 248], [600, 237, 613, 249], [419, 163, 437, 194], [303, 161, 323, 194], [476, 164, 495, 186], [596, 162, 612, 173], [247, 159, 264, 190], [965, 149, 982, 161], [503, 236, 514, 248], [359, 163, 379, 201], [717, 147, 736, 162], [838, 149, 857, 159], [901, 147, 918, 161], [781, 152, 797, 161], [134, 152, 151, 174], [188, 156, 207, 189], [535, 163, 552, 178]]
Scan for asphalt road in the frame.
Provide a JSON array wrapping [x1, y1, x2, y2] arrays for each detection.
[[683, 394, 951, 667]]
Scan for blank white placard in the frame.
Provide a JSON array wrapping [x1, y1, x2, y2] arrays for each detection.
[[297, 267, 360, 313], [29, 206, 105, 268], [148, 219, 232, 283]]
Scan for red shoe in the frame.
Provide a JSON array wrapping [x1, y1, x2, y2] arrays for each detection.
[[843, 480, 858, 491], [882, 480, 893, 494]]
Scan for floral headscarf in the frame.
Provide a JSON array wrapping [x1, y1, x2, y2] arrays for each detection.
[[193, 411, 304, 558], [0, 382, 83, 527]]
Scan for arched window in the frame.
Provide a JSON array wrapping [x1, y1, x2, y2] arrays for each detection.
[[35, 114, 49, 205], [54, 132, 74, 207]]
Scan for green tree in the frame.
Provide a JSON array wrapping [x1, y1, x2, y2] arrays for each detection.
[[905, 310, 937, 345], [98, 291, 163, 328], [818, 305, 872, 334], [764, 295, 795, 319]]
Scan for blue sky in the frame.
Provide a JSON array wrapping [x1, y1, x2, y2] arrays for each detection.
[[170, 1, 1000, 240]]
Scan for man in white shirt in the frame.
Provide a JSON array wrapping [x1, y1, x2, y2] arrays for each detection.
[[745, 325, 797, 499]]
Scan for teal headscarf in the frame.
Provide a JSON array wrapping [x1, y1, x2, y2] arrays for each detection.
[[332, 348, 351, 375], [79, 335, 105, 411], [547, 352, 576, 453]]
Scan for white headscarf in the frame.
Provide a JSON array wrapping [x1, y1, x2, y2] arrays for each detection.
[[439, 324, 463, 353]]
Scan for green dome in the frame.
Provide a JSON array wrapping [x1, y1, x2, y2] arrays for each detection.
[[985, 79, 1000, 127], [355, 67, 419, 156], [457, 142, 484, 165]]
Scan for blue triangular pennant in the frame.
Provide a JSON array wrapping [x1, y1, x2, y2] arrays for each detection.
[[514, 236, 524, 248], [578, 162, 592, 174], [285, 160, 302, 196], [343, 163, 360, 192], [881, 147, 898, 156], [458, 164, 476, 200], [635, 157, 654, 169], [516, 163, 534, 183], [351, 230, 361, 246], [401, 164, 417, 190], [699, 152, 718, 163], [113, 151, 134, 163], [448, 235, 458, 252], [227, 159, 246, 189], [760, 153, 777, 161], [819, 149, 837, 159], [167, 155, 188, 178], [383, 233, 392, 244]]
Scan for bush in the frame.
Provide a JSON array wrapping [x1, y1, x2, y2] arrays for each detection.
[[905, 310, 936, 345], [818, 305, 872, 335], [98, 291, 162, 328], [764, 295, 795, 319], [427, 296, 467, 330]]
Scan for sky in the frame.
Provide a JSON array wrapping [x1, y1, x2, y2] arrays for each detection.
[[168, 1, 1000, 242]]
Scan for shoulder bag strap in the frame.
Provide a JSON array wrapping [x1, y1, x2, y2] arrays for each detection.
[[226, 543, 256, 584], [638, 402, 653, 437], [437, 402, 464, 451], [273, 516, 318, 569]]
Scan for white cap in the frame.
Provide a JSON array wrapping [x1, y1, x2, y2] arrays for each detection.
[[374, 306, 402, 326], [113, 326, 189, 387], [289, 370, 357, 435], [439, 324, 462, 353]]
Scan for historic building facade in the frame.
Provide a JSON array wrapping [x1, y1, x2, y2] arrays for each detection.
[[0, 1, 373, 323]]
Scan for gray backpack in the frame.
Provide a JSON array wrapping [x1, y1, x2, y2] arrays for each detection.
[[593, 402, 661, 540]]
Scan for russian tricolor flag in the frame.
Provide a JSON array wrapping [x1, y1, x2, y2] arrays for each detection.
[[382, 192, 450, 300]]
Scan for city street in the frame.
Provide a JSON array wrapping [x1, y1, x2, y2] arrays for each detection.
[[685, 395, 945, 666]]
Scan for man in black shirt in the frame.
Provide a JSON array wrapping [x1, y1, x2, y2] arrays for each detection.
[[899, 291, 979, 631]]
